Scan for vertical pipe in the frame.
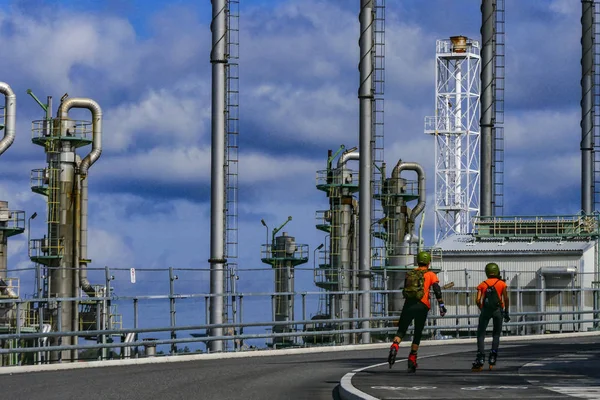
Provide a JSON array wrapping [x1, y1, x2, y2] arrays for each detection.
[[209, 0, 227, 353], [582, 0, 594, 214], [133, 298, 139, 358], [0, 202, 8, 280], [358, 0, 374, 345], [480, 0, 495, 217]]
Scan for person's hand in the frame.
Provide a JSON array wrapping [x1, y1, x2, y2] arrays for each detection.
[[439, 303, 447, 317], [503, 310, 511, 323]]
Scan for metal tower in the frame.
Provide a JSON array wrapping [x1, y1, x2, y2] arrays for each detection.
[[425, 36, 481, 243]]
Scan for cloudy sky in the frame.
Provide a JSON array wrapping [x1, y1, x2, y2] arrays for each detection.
[[0, 0, 581, 345]]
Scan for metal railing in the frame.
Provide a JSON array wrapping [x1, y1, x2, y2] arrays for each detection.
[[0, 265, 598, 364]]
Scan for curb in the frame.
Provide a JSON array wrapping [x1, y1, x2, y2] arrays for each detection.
[[0, 330, 598, 375]]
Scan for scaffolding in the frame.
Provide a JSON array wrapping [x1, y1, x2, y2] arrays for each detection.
[[492, 0, 505, 216], [425, 37, 481, 244]]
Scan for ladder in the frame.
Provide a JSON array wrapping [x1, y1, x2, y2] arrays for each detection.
[[492, 0, 505, 216], [593, 1, 600, 212], [371, 0, 386, 316], [46, 140, 61, 257], [224, 0, 239, 351], [225, 0, 239, 260]]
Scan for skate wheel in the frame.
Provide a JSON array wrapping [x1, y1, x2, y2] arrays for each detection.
[[489, 365, 494, 370], [471, 366, 483, 372]]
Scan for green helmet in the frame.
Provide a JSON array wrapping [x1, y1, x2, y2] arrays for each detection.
[[416, 251, 431, 266], [485, 262, 500, 278]]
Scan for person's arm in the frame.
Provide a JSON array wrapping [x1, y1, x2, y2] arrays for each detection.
[[431, 280, 447, 316], [476, 288, 483, 309], [432, 282, 444, 305], [502, 285, 511, 322]]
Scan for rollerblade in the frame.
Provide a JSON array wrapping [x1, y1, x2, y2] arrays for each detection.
[[407, 353, 418, 373], [488, 350, 497, 370], [388, 342, 399, 369], [471, 352, 485, 372]]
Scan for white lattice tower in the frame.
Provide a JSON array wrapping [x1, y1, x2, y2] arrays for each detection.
[[425, 37, 481, 243]]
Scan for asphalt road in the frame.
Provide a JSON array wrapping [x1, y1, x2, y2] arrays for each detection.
[[348, 336, 600, 399], [0, 336, 598, 400]]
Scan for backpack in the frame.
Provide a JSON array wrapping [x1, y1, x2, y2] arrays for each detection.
[[483, 280, 501, 311], [403, 268, 427, 300]]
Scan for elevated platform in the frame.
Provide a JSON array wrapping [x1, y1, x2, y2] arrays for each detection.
[[31, 119, 93, 149], [0, 210, 25, 237], [473, 214, 600, 239], [315, 169, 359, 193], [29, 238, 64, 265], [260, 243, 309, 267]]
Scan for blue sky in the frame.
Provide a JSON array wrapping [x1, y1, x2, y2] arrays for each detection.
[[0, 0, 582, 348]]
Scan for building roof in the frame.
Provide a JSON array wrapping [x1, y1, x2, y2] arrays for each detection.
[[436, 234, 596, 255]]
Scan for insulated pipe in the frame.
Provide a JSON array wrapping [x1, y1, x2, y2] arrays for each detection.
[[392, 161, 426, 223], [209, 0, 228, 352], [79, 169, 94, 296], [358, 0, 374, 344], [0, 82, 15, 156], [337, 148, 359, 168], [582, 0, 594, 214], [58, 98, 102, 177], [480, 0, 495, 217]]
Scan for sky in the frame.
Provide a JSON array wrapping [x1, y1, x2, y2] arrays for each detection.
[[0, 0, 583, 349]]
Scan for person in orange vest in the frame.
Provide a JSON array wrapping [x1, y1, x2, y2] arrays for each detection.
[[472, 262, 510, 371], [388, 251, 447, 372]]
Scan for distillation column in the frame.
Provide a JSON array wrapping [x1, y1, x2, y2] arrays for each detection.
[[383, 162, 426, 316], [261, 228, 308, 347], [0, 83, 22, 282], [336, 150, 359, 344]]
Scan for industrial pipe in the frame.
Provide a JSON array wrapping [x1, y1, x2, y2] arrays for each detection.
[[58, 98, 102, 177], [337, 148, 359, 168], [582, 0, 594, 214], [358, 0, 374, 345], [391, 161, 426, 223], [0, 82, 16, 156], [209, 0, 228, 352], [79, 167, 94, 296], [480, 0, 495, 217]]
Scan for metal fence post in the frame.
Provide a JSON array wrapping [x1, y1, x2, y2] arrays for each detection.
[[169, 267, 178, 355]]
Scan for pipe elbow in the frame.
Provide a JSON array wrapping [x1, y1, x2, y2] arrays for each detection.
[[0, 82, 16, 156], [337, 148, 360, 168], [59, 98, 103, 176], [391, 160, 426, 222]]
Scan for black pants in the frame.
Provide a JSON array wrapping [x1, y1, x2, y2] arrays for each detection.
[[396, 300, 429, 346], [477, 308, 503, 353]]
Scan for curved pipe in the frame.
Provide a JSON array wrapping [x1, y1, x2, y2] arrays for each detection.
[[58, 98, 102, 177], [392, 161, 426, 223], [337, 148, 359, 168], [0, 82, 16, 156]]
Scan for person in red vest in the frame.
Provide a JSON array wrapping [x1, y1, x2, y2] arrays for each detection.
[[472, 262, 510, 371], [388, 251, 447, 372]]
